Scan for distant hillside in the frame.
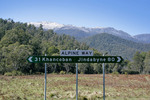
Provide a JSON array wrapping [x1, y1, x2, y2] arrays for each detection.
[[29, 21, 150, 44], [56, 26, 135, 41], [133, 34, 150, 44], [54, 25, 90, 39], [28, 22, 138, 41], [82, 33, 150, 60]]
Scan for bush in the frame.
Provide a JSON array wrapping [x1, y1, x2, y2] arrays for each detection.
[[4, 71, 24, 76], [79, 96, 88, 100], [122, 70, 139, 74], [68, 72, 73, 74], [4, 72, 13, 76], [112, 71, 119, 76], [49, 93, 55, 98], [35, 72, 44, 75], [59, 71, 66, 75], [12, 70, 24, 76], [125, 72, 128, 75], [124, 72, 128, 78]]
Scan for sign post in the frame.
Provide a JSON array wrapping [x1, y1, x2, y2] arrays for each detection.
[[103, 53, 107, 100], [44, 54, 47, 100], [76, 63, 78, 100], [103, 62, 105, 100], [75, 49, 78, 100], [27, 50, 123, 100]]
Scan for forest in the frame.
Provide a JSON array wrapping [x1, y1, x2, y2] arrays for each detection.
[[0, 18, 150, 75], [82, 33, 150, 60]]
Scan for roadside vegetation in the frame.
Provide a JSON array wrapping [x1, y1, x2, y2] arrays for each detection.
[[0, 74, 150, 100]]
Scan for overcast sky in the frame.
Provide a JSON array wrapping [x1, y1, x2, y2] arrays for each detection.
[[1, 0, 150, 36]]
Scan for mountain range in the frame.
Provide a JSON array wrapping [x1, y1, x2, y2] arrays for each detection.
[[28, 22, 150, 44], [28, 22, 150, 60]]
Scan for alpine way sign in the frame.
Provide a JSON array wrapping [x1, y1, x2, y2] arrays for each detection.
[[60, 50, 93, 56], [27, 56, 123, 63]]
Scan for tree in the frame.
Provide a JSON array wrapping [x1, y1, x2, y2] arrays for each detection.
[[47, 46, 59, 56], [0, 42, 33, 73], [133, 51, 145, 73], [0, 28, 31, 46], [78, 63, 94, 74], [29, 35, 42, 55], [112, 63, 123, 73], [0, 27, 5, 40], [91, 63, 102, 74], [144, 51, 150, 74], [63, 63, 75, 73]]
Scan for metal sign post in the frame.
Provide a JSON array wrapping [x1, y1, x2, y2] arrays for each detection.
[[44, 54, 47, 100], [75, 49, 78, 100], [76, 63, 78, 100], [103, 53, 107, 100], [103, 61, 105, 100]]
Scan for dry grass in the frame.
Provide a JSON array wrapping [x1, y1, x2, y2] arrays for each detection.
[[0, 74, 150, 100]]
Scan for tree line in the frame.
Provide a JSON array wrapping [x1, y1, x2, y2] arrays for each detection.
[[0, 18, 150, 75]]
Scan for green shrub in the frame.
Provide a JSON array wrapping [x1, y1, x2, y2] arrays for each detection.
[[29, 70, 32, 74], [51, 72, 58, 75], [12, 70, 24, 76], [49, 93, 55, 98], [4, 71, 24, 76], [122, 70, 139, 74], [68, 72, 73, 74], [112, 71, 119, 76], [79, 96, 88, 100], [60, 71, 66, 75], [4, 72, 13, 76], [125, 72, 128, 75], [35, 72, 44, 75], [125, 72, 128, 78]]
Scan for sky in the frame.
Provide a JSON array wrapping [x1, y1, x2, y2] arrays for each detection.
[[1, 0, 150, 36]]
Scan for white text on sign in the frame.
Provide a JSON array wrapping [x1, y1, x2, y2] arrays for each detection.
[[60, 50, 93, 56]]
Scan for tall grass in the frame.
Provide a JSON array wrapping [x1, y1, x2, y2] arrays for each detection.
[[0, 74, 150, 100]]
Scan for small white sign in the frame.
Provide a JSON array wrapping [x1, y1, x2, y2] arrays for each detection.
[[60, 50, 93, 56]]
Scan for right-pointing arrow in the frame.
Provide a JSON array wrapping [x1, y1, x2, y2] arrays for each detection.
[[117, 57, 121, 62]]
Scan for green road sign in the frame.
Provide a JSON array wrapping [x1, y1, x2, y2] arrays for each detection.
[[27, 56, 123, 63]]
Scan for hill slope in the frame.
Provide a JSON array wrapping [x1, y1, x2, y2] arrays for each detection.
[[28, 22, 139, 42], [82, 33, 150, 60], [133, 34, 150, 44]]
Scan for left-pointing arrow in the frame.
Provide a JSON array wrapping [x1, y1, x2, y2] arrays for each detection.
[[28, 56, 33, 63]]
